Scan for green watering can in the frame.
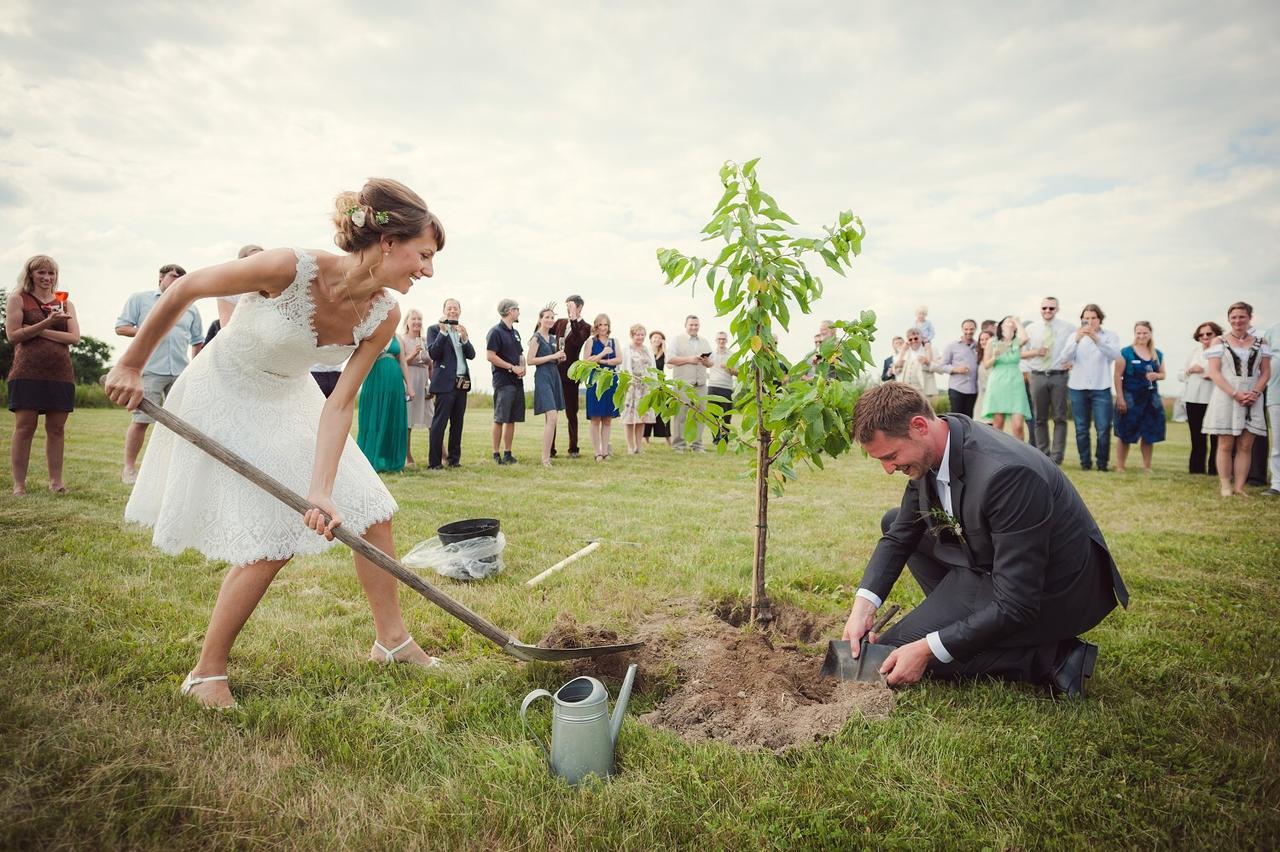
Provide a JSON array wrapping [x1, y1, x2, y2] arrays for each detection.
[[520, 664, 638, 785]]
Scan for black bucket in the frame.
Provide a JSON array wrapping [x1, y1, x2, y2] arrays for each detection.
[[437, 518, 501, 567]]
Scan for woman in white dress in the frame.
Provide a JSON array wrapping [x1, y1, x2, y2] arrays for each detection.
[[104, 178, 446, 708], [400, 308, 433, 467], [1202, 301, 1270, 497], [621, 323, 657, 454]]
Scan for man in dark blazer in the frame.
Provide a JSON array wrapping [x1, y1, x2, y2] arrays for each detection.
[[425, 298, 476, 469], [843, 382, 1129, 697]]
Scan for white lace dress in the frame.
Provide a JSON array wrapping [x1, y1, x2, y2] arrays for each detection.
[[125, 249, 399, 565]]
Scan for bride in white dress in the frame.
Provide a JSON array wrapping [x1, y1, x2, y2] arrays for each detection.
[[105, 178, 445, 708]]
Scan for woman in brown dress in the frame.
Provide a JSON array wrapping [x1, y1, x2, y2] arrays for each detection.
[[6, 255, 80, 494]]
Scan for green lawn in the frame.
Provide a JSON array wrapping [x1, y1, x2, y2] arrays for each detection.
[[2, 407, 1277, 849]]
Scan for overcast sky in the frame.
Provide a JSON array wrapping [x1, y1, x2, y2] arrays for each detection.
[[3, 1, 1277, 393]]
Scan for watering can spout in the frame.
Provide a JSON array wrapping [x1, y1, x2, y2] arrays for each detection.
[[609, 664, 638, 746]]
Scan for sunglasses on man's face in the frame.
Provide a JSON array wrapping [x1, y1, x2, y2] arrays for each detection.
[[1041, 306, 1057, 311]]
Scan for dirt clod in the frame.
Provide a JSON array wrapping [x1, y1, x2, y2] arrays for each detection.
[[539, 602, 893, 753]]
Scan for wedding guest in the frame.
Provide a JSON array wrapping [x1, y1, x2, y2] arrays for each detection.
[[668, 315, 712, 451], [621, 323, 657, 454], [1263, 319, 1280, 496], [893, 329, 936, 397], [550, 294, 591, 458], [527, 305, 567, 467], [708, 331, 737, 441], [400, 308, 432, 467], [357, 334, 412, 473], [1203, 302, 1270, 497], [981, 319, 998, 336], [486, 299, 525, 465], [1179, 321, 1221, 475], [913, 305, 935, 344], [974, 329, 994, 423], [980, 316, 1030, 439], [644, 330, 672, 446], [6, 255, 79, 495], [115, 263, 203, 484], [426, 298, 474, 469], [935, 320, 978, 417], [582, 313, 621, 460], [1114, 321, 1165, 474], [881, 336, 905, 382], [1060, 304, 1122, 471], [1022, 296, 1076, 464]]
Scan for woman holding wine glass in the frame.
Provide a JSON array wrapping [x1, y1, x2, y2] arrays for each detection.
[[1113, 321, 1165, 474], [527, 304, 567, 467], [6, 255, 80, 494]]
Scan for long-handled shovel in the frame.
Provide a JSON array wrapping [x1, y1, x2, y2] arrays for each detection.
[[134, 398, 642, 662]]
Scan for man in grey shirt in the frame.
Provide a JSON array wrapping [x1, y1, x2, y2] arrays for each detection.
[[667, 314, 712, 451], [935, 319, 979, 417], [115, 263, 204, 484]]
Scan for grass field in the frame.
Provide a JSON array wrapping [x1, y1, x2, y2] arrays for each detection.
[[2, 406, 1278, 849]]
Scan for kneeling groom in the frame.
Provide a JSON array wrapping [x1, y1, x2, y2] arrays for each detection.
[[843, 382, 1129, 698]]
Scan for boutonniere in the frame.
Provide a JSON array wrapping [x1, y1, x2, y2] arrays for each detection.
[[919, 507, 965, 543]]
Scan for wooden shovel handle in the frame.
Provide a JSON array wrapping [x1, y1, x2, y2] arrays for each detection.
[[135, 398, 515, 651], [871, 604, 901, 635]]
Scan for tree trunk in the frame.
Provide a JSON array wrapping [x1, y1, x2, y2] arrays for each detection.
[[750, 359, 771, 626]]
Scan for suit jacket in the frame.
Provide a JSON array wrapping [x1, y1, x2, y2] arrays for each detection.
[[859, 414, 1129, 660], [426, 325, 476, 394], [550, 317, 591, 380]]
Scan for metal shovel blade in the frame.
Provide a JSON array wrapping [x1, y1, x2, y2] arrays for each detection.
[[820, 639, 892, 683], [136, 399, 644, 663], [502, 639, 645, 662]]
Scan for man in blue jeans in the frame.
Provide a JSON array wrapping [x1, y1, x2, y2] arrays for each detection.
[[1060, 304, 1121, 471]]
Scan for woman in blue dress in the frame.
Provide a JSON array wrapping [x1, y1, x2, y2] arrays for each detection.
[[357, 334, 412, 472], [1113, 320, 1165, 473], [526, 305, 567, 467], [581, 312, 621, 460]]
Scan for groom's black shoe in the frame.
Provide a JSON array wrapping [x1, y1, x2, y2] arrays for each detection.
[[1050, 639, 1098, 699]]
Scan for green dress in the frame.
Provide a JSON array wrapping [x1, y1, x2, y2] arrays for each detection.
[[980, 343, 1032, 419], [357, 336, 407, 472]]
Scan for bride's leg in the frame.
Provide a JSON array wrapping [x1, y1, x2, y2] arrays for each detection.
[[188, 557, 290, 706], [354, 519, 436, 666]]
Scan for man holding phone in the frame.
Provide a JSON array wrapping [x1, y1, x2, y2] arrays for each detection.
[[667, 314, 712, 451], [426, 298, 474, 469]]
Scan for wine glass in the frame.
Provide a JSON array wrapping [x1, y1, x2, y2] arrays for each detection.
[[52, 290, 69, 315]]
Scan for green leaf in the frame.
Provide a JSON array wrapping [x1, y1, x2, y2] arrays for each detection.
[[761, 207, 798, 224], [713, 182, 739, 214], [743, 157, 761, 177]]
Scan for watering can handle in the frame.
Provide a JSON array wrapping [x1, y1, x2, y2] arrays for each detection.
[[519, 689, 553, 759]]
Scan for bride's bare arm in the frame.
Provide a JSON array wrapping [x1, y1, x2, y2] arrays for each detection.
[[303, 305, 401, 534], [106, 250, 300, 405]]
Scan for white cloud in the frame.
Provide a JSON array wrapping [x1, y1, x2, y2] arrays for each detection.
[[1, 0, 1276, 394]]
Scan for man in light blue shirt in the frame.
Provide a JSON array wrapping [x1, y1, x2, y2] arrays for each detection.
[[115, 263, 203, 483]]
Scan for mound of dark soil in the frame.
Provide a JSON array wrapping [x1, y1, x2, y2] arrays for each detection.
[[538, 602, 893, 752]]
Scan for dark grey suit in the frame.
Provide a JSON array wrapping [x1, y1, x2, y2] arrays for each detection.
[[860, 414, 1129, 683]]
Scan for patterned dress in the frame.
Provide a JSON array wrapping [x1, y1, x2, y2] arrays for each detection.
[[621, 345, 656, 425], [1115, 346, 1166, 445], [6, 292, 75, 413], [125, 249, 398, 565]]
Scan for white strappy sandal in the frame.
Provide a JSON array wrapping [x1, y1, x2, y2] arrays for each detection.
[[180, 671, 236, 708], [372, 636, 442, 669]]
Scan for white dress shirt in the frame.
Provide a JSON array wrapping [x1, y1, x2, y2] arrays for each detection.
[[856, 429, 956, 663], [1061, 328, 1122, 390], [1023, 317, 1076, 371]]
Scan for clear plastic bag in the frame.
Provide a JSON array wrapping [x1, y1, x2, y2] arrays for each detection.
[[402, 533, 506, 581]]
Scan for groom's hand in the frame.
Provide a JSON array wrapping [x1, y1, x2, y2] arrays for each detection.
[[841, 596, 878, 654], [880, 639, 933, 686]]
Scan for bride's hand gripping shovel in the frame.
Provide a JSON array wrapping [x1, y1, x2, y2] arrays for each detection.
[[130, 397, 643, 662]]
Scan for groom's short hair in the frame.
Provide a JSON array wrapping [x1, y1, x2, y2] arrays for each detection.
[[853, 382, 935, 443]]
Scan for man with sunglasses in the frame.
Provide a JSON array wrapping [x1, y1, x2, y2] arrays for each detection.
[[1022, 297, 1076, 464]]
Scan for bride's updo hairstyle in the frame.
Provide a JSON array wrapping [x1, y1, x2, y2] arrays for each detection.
[[332, 178, 446, 254]]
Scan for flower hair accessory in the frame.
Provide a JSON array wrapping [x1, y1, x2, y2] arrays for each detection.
[[345, 206, 391, 228]]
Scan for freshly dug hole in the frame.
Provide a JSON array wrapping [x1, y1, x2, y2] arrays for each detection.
[[538, 602, 893, 753]]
